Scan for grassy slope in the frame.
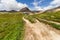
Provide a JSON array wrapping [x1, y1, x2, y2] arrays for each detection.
[[25, 11, 60, 30], [34, 11, 60, 22], [0, 12, 25, 40], [0, 11, 60, 40]]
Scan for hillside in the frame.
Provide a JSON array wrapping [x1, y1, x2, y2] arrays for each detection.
[[0, 7, 60, 40], [0, 12, 25, 40], [44, 6, 60, 12], [24, 10, 60, 40]]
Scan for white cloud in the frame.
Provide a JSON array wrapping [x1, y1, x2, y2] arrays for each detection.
[[32, 0, 60, 11], [0, 0, 28, 11], [50, 0, 60, 5], [32, 0, 44, 11], [43, 0, 60, 10], [1, 0, 59, 11]]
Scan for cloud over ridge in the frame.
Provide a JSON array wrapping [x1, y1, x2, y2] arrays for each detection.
[[0, 0, 28, 11], [32, 0, 60, 11], [0, 0, 60, 11], [44, 0, 60, 10]]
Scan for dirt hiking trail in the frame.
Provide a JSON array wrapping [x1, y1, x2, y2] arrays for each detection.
[[23, 17, 60, 40]]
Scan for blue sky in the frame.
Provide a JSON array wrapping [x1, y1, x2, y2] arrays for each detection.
[[0, 0, 60, 11], [16, 0, 34, 8], [16, 0, 53, 10], [16, 0, 52, 7]]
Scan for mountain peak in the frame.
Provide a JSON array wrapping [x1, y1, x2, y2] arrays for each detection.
[[20, 7, 31, 12]]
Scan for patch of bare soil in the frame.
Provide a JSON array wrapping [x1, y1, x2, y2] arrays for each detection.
[[23, 18, 60, 40]]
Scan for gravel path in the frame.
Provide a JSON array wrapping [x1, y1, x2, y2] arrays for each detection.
[[23, 17, 60, 40]]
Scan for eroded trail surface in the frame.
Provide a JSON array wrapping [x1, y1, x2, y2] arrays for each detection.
[[23, 18, 60, 40]]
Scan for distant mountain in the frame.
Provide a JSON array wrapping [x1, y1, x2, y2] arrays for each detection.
[[20, 7, 42, 13], [20, 7, 31, 12], [32, 11, 41, 13], [0, 10, 17, 12], [9, 10, 17, 12], [0, 10, 7, 12]]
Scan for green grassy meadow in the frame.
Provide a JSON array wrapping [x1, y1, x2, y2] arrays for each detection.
[[25, 11, 60, 30], [0, 11, 60, 40], [34, 11, 60, 23], [0, 12, 25, 40]]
